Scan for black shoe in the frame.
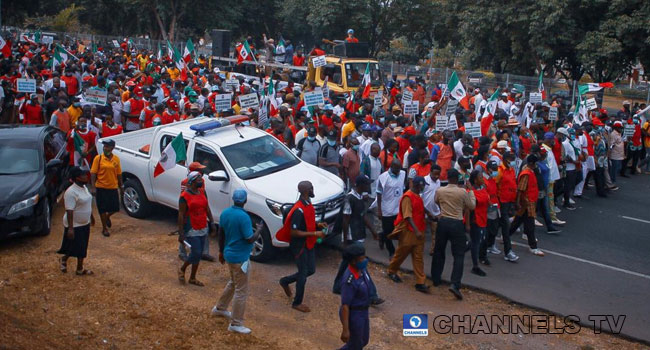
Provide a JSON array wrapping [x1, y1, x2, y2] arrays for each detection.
[[471, 267, 486, 276], [563, 205, 576, 211], [479, 258, 491, 266], [449, 285, 463, 300], [388, 273, 403, 283], [370, 297, 385, 306], [415, 284, 429, 293], [432, 281, 441, 287], [621, 174, 629, 178], [547, 228, 561, 234]]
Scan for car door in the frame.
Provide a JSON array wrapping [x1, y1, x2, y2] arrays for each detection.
[[43, 128, 68, 196], [151, 133, 190, 208], [191, 142, 231, 223]]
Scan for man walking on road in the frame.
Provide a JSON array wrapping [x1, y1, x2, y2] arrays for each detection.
[[510, 155, 545, 257], [278, 181, 326, 313], [387, 176, 433, 293], [431, 169, 476, 300], [212, 189, 263, 334]]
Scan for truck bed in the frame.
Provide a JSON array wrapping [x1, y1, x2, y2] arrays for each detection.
[[102, 127, 156, 157]]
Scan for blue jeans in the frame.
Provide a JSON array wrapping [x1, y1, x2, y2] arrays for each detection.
[[609, 159, 622, 183], [185, 235, 207, 264], [280, 248, 316, 306]]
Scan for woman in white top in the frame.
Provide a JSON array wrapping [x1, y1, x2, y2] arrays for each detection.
[[57, 167, 95, 275]]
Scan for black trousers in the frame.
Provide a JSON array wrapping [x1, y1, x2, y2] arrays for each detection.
[[563, 170, 577, 206], [510, 209, 537, 249], [497, 202, 514, 255], [431, 217, 467, 289], [594, 166, 606, 196], [280, 248, 315, 306], [622, 148, 642, 175], [380, 215, 396, 257], [479, 218, 499, 261]]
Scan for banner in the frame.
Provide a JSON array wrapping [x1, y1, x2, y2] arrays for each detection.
[[84, 88, 108, 105], [529, 92, 543, 104], [447, 115, 459, 131], [465, 122, 481, 138], [402, 90, 413, 103], [214, 93, 233, 112], [238, 93, 259, 109], [403, 101, 419, 116], [16, 78, 36, 93], [548, 107, 558, 121], [585, 98, 598, 111], [312, 55, 327, 68], [304, 90, 325, 107], [436, 115, 448, 131], [373, 91, 383, 109], [445, 99, 458, 116], [225, 79, 240, 92]]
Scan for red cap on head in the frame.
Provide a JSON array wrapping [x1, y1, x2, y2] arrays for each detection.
[[403, 126, 416, 136], [133, 86, 143, 97], [167, 99, 179, 111]]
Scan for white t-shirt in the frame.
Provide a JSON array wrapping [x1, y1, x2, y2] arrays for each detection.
[[375, 170, 405, 217], [421, 175, 441, 216], [563, 139, 578, 171], [360, 138, 384, 160], [62, 183, 93, 228], [453, 139, 464, 159], [368, 156, 382, 198], [498, 99, 512, 113]]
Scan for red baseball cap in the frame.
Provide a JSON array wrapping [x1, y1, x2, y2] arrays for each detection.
[[133, 86, 143, 97], [167, 99, 179, 111], [188, 162, 207, 172], [403, 126, 416, 136]]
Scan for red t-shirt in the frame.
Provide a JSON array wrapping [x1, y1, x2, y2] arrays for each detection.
[[66, 129, 97, 166], [61, 75, 79, 96], [293, 55, 305, 66], [102, 123, 123, 137], [471, 187, 490, 228], [21, 103, 43, 125]]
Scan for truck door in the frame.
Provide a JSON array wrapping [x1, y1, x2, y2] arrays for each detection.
[[192, 142, 231, 222], [151, 134, 190, 208]]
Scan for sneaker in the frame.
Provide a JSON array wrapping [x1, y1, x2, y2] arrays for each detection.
[[563, 204, 576, 211], [547, 228, 561, 234], [504, 251, 519, 262], [471, 267, 486, 276], [228, 324, 251, 334], [530, 248, 545, 256], [554, 206, 562, 213], [487, 245, 501, 255], [371, 298, 385, 305], [534, 219, 543, 227], [522, 234, 538, 242], [552, 219, 566, 226], [569, 198, 576, 205], [415, 284, 430, 293], [479, 258, 491, 266], [211, 306, 232, 318], [610, 186, 619, 191]]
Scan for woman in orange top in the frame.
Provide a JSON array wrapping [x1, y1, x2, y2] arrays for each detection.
[[435, 131, 454, 183]]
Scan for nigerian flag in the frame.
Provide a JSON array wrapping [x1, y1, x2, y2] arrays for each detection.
[[52, 45, 67, 69], [72, 131, 88, 168], [154, 133, 186, 177]]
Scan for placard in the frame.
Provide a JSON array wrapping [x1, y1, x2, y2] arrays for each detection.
[[322, 85, 329, 101], [445, 99, 458, 116], [402, 90, 413, 103], [447, 115, 459, 131], [258, 97, 269, 128], [548, 106, 558, 121], [225, 79, 240, 92], [214, 93, 233, 112], [238, 93, 259, 109], [435, 115, 448, 131], [312, 55, 327, 68], [373, 91, 383, 109], [16, 78, 36, 93], [403, 101, 419, 116], [465, 122, 481, 138], [623, 124, 635, 139], [585, 98, 597, 111], [112, 40, 120, 48], [41, 36, 54, 45], [85, 88, 108, 105], [304, 90, 325, 107], [529, 92, 543, 104]]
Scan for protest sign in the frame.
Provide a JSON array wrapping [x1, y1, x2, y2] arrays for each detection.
[[312, 55, 326, 68], [529, 92, 543, 104], [445, 99, 458, 116], [447, 115, 459, 131], [403, 101, 419, 116], [322, 86, 329, 101], [16, 78, 36, 93], [238, 93, 259, 109], [586, 98, 598, 110], [85, 88, 108, 105], [42, 36, 54, 45], [258, 98, 269, 128], [548, 107, 558, 121], [112, 40, 120, 48], [465, 122, 481, 138], [436, 115, 448, 131], [225, 79, 240, 91], [373, 91, 383, 109], [623, 124, 635, 139], [304, 90, 325, 107], [402, 90, 413, 102], [214, 93, 233, 112]]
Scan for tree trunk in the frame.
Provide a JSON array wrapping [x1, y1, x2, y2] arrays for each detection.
[[152, 6, 168, 41]]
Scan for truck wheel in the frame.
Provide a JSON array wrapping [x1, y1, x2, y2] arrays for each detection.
[[249, 216, 276, 262], [122, 179, 152, 218], [35, 200, 51, 236]]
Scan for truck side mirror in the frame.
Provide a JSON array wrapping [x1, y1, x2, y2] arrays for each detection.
[[208, 170, 229, 182]]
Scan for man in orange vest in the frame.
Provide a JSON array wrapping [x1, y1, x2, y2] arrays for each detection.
[[121, 86, 145, 132], [277, 181, 326, 313], [50, 98, 71, 134], [386, 176, 434, 293], [509, 155, 544, 257]]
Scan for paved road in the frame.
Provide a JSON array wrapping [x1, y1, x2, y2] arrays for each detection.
[[362, 173, 650, 343]]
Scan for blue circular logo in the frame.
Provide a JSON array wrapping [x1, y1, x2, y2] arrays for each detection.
[[409, 315, 422, 328]]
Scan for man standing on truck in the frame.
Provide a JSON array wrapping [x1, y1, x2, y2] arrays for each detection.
[[277, 181, 327, 313], [345, 29, 359, 43]]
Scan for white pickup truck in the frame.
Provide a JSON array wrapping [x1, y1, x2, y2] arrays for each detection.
[[99, 117, 345, 261]]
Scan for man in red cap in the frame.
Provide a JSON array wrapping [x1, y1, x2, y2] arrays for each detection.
[[163, 99, 180, 124]]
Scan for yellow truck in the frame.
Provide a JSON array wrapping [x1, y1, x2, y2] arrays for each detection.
[[306, 55, 384, 95]]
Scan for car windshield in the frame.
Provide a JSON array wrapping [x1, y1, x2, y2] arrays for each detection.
[[0, 140, 41, 175], [345, 62, 381, 88], [220, 135, 300, 180]]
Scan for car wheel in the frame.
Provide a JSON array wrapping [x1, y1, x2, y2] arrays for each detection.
[[36, 200, 52, 236], [122, 179, 152, 218], [249, 217, 276, 263]]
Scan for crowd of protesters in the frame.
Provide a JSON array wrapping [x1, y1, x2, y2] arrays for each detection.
[[2, 30, 650, 348]]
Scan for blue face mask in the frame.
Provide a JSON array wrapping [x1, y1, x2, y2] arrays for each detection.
[[352, 145, 360, 151], [570, 134, 576, 140], [491, 171, 498, 178], [509, 160, 516, 167], [307, 136, 316, 141], [327, 139, 336, 147], [380, 117, 385, 123], [355, 258, 368, 271]]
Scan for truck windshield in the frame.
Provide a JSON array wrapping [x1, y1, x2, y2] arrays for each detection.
[[345, 62, 381, 88], [220, 135, 300, 180]]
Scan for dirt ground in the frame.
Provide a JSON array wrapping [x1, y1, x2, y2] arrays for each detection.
[[1, 204, 647, 350]]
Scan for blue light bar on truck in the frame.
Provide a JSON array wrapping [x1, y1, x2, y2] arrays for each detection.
[[190, 115, 250, 135]]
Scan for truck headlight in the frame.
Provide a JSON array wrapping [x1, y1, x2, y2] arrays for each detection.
[[266, 199, 291, 217], [8, 194, 40, 216]]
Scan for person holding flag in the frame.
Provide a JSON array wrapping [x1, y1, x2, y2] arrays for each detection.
[[154, 133, 186, 177], [66, 116, 97, 169], [236, 39, 255, 65], [183, 39, 195, 64], [447, 71, 470, 110], [361, 63, 372, 99]]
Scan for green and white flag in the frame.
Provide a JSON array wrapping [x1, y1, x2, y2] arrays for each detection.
[[573, 93, 588, 125], [72, 131, 88, 168], [154, 133, 186, 177], [52, 45, 68, 69], [157, 42, 163, 61], [275, 38, 286, 55], [183, 39, 195, 64], [447, 71, 469, 109]]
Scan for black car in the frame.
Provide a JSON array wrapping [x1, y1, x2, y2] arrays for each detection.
[[0, 125, 70, 239]]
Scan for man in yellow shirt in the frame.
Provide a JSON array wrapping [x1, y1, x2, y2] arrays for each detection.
[[67, 101, 83, 127], [90, 139, 124, 237], [341, 117, 358, 141]]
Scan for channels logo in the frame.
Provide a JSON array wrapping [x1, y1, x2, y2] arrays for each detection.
[[403, 314, 428, 336]]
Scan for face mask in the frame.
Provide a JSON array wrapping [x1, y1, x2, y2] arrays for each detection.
[[633, 119, 639, 125], [352, 145, 360, 151], [73, 103, 81, 108], [78, 125, 87, 131], [380, 117, 385, 123], [327, 139, 336, 147], [390, 123, 397, 129], [195, 180, 204, 187], [492, 121, 498, 126], [299, 122, 305, 128], [491, 171, 498, 178], [103, 150, 112, 156], [307, 136, 315, 141], [509, 160, 516, 167], [570, 134, 576, 140], [355, 258, 368, 271]]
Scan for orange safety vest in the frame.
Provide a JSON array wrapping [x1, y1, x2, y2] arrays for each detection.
[[436, 142, 453, 181], [497, 165, 517, 203], [518, 168, 538, 204], [127, 98, 145, 119], [142, 107, 156, 128], [394, 191, 426, 232], [276, 200, 317, 249], [52, 110, 71, 134]]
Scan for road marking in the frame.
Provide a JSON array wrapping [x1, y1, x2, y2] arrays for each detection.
[[621, 216, 650, 224], [511, 242, 650, 281]]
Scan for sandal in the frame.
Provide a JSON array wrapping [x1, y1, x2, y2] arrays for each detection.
[[102, 230, 110, 237], [178, 268, 185, 284], [75, 269, 93, 276], [59, 257, 67, 273], [188, 279, 204, 287]]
